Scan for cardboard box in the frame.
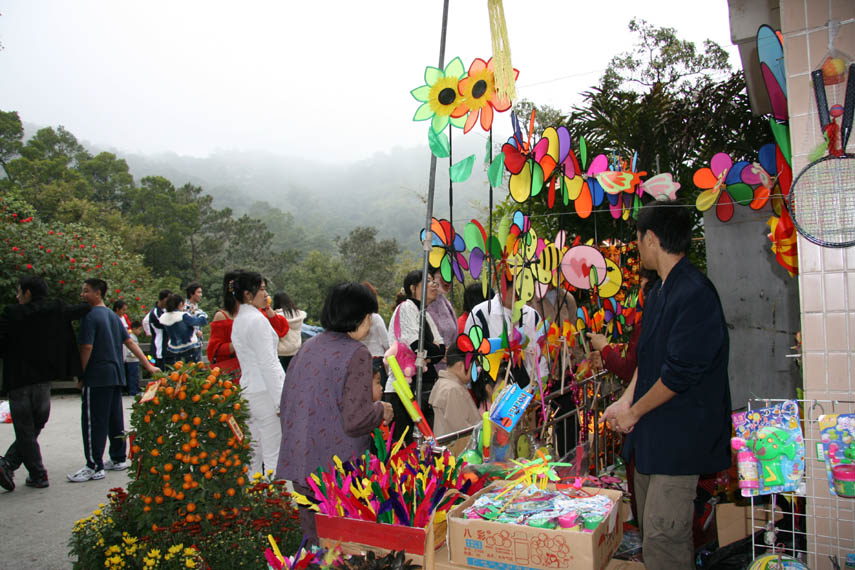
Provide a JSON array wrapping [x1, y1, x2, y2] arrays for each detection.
[[435, 544, 645, 570], [716, 502, 783, 547], [316, 511, 446, 568], [447, 482, 628, 570]]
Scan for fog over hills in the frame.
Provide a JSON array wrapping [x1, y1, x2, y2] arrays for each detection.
[[95, 133, 498, 255]]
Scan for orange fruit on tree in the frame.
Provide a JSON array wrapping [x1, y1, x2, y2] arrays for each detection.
[[182, 455, 191, 464], [149, 466, 158, 474], [213, 492, 222, 500], [165, 386, 175, 397], [200, 465, 209, 473], [208, 431, 217, 439], [192, 417, 201, 426], [223, 380, 233, 390], [132, 445, 141, 454], [174, 361, 184, 369], [151, 449, 160, 457], [181, 423, 191, 433], [233, 403, 241, 411], [206, 513, 214, 520], [218, 467, 227, 474], [185, 514, 194, 523], [222, 389, 233, 398], [190, 456, 199, 465], [156, 436, 165, 444], [154, 496, 164, 504], [177, 391, 186, 401], [226, 488, 235, 497], [143, 496, 152, 504], [163, 463, 173, 472], [175, 491, 185, 501], [186, 502, 196, 512], [181, 443, 191, 453], [144, 415, 151, 423], [191, 394, 201, 403], [204, 472, 213, 480], [171, 414, 180, 423], [189, 438, 198, 448], [170, 371, 180, 381], [211, 367, 221, 376], [143, 505, 151, 513], [162, 474, 171, 482], [182, 482, 191, 490], [237, 476, 245, 486], [199, 451, 208, 459], [219, 414, 229, 423], [175, 453, 183, 461], [152, 397, 160, 405], [183, 473, 193, 483]]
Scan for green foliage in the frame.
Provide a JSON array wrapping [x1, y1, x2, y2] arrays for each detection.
[[0, 191, 164, 314], [0, 109, 23, 182], [335, 226, 401, 300], [279, 249, 348, 323]]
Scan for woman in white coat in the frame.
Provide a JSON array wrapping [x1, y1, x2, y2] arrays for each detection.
[[230, 270, 285, 478]]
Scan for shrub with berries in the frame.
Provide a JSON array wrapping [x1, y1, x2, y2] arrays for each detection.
[[69, 362, 302, 569]]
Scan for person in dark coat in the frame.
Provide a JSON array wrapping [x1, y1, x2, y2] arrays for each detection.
[[602, 201, 731, 569], [0, 276, 91, 490], [276, 282, 393, 544]]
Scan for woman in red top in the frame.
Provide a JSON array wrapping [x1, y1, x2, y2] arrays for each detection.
[[207, 270, 288, 383]]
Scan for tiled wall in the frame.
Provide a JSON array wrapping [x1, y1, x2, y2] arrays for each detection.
[[780, 0, 855, 565]]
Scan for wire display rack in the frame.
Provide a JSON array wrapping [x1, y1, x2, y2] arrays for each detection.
[[748, 398, 855, 569]]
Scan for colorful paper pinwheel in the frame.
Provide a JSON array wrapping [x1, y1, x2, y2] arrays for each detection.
[[458, 57, 518, 134], [457, 325, 493, 381], [421, 217, 468, 283], [411, 56, 469, 134], [694, 153, 755, 222], [502, 112, 547, 203]]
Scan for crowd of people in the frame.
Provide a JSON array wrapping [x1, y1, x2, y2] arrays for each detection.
[[0, 201, 731, 568]]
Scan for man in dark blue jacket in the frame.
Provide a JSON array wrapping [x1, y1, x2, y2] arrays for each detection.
[[0, 276, 90, 490], [602, 201, 731, 569]]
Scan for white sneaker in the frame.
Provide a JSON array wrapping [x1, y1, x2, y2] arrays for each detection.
[[104, 459, 131, 471], [67, 467, 106, 482]]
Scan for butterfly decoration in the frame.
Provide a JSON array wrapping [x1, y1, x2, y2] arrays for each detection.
[[600, 153, 646, 220], [457, 325, 493, 381], [420, 218, 468, 283], [640, 172, 681, 201]]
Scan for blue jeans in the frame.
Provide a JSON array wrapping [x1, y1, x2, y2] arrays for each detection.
[[125, 362, 140, 395], [165, 349, 195, 367], [5, 382, 51, 480]]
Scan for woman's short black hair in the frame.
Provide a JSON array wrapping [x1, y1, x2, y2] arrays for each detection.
[[165, 294, 184, 312], [445, 343, 468, 367], [321, 282, 378, 332], [636, 200, 692, 255], [233, 270, 263, 305], [18, 275, 48, 301]]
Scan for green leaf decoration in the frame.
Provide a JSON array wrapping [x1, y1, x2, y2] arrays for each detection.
[[450, 154, 476, 183], [497, 213, 512, 248], [580, 136, 587, 168], [769, 119, 791, 165], [529, 161, 545, 197], [487, 155, 505, 187], [428, 128, 450, 158], [484, 138, 492, 164]]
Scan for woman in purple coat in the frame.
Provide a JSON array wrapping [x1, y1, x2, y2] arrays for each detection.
[[276, 282, 394, 543]]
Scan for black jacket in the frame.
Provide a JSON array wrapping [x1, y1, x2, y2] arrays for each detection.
[[0, 299, 91, 393]]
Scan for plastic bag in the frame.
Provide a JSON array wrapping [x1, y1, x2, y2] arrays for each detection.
[[0, 400, 11, 423]]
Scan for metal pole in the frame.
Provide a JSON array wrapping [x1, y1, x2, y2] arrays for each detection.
[[415, 0, 449, 441]]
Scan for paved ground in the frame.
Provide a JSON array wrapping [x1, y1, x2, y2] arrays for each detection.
[[0, 392, 134, 570]]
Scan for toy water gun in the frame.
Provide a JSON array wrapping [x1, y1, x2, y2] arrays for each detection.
[[387, 354, 434, 440]]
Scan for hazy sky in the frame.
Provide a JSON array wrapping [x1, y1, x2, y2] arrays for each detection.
[[0, 1, 739, 164]]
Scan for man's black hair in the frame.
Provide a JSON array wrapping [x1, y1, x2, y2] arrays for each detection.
[[158, 289, 172, 301], [130, 320, 143, 329], [463, 282, 491, 313], [112, 299, 127, 312], [636, 200, 692, 255], [18, 275, 48, 301], [321, 282, 378, 332], [185, 282, 202, 299], [84, 278, 108, 299]]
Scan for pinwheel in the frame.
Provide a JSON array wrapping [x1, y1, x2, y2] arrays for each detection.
[[458, 57, 518, 134], [410, 56, 469, 134], [463, 219, 501, 281], [420, 217, 468, 283], [740, 142, 786, 212], [560, 244, 608, 290], [456, 325, 493, 381], [502, 112, 548, 203], [538, 126, 578, 208], [757, 25, 788, 122], [694, 153, 755, 222]]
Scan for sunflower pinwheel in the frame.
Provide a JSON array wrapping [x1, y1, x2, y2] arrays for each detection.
[[411, 56, 469, 134], [420, 217, 468, 283], [694, 152, 754, 222], [458, 57, 518, 134]]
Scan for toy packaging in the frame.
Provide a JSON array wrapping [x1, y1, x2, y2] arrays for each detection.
[[731, 400, 805, 497], [818, 413, 855, 498]]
